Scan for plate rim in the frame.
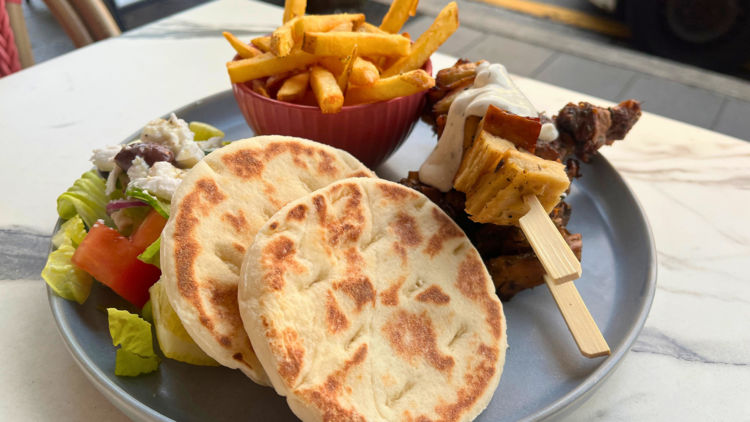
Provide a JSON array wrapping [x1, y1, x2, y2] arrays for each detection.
[[47, 89, 658, 422]]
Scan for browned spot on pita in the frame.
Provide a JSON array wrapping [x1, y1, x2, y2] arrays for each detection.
[[380, 277, 405, 306], [263, 141, 315, 169], [378, 183, 417, 201], [434, 344, 499, 422], [326, 291, 350, 334], [317, 149, 339, 176], [350, 171, 371, 178], [416, 285, 451, 305], [222, 210, 248, 233], [393, 242, 407, 266], [233, 242, 246, 254], [391, 212, 422, 247], [424, 208, 464, 257], [297, 344, 368, 422], [220, 336, 232, 347], [276, 328, 305, 385], [261, 236, 303, 291], [456, 253, 503, 339], [270, 222, 279, 230], [382, 309, 455, 372], [209, 284, 242, 333], [222, 149, 264, 178], [334, 275, 375, 312], [173, 179, 226, 337], [232, 353, 243, 361], [287, 204, 307, 221], [263, 182, 283, 208], [313, 195, 327, 222]]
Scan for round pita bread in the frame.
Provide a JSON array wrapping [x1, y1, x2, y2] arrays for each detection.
[[160, 136, 375, 384], [239, 178, 507, 421]]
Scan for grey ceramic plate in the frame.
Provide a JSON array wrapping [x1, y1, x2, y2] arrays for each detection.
[[48, 91, 657, 422]]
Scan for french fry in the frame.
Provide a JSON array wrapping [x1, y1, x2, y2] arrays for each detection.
[[432, 77, 473, 114], [277, 71, 310, 103], [382, 2, 459, 77], [310, 66, 344, 114], [271, 17, 300, 57], [358, 22, 388, 34], [227, 49, 320, 84], [303, 32, 410, 57], [251, 36, 272, 53], [283, 0, 306, 23], [437, 60, 485, 86], [320, 57, 344, 76], [223, 32, 263, 59], [252, 79, 270, 98], [337, 46, 358, 94], [294, 14, 365, 39], [350, 58, 380, 86], [344, 69, 434, 106], [329, 21, 354, 32], [266, 71, 292, 95], [380, 0, 419, 33]]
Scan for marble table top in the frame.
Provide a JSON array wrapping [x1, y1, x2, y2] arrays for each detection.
[[1, 0, 748, 420]]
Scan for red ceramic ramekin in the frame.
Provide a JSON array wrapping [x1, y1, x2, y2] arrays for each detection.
[[231, 57, 432, 169]]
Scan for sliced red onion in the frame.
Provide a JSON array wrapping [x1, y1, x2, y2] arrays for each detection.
[[106, 199, 148, 215]]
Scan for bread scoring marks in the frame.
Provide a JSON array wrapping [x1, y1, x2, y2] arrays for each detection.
[[222, 210, 248, 233], [260, 236, 304, 291], [380, 276, 406, 306], [287, 204, 307, 221], [456, 253, 503, 340], [326, 291, 350, 334], [382, 309, 455, 372], [173, 178, 226, 333], [415, 285, 451, 305], [263, 316, 306, 386], [424, 208, 464, 257], [296, 344, 369, 422]]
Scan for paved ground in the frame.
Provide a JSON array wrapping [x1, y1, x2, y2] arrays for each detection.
[[14, 0, 750, 141]]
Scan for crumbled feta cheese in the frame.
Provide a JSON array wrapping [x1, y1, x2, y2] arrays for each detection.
[[175, 140, 205, 168], [140, 113, 195, 152], [129, 161, 185, 201], [106, 165, 122, 196], [127, 156, 150, 181], [90, 146, 122, 172], [197, 136, 224, 153]]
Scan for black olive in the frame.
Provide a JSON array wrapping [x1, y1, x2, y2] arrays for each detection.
[[114, 143, 175, 171]]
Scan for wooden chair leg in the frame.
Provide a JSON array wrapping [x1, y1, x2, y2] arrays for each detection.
[[5, 0, 33, 68], [68, 0, 120, 41], [42, 0, 92, 48]]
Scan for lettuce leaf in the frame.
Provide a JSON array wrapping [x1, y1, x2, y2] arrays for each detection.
[[126, 186, 170, 219], [57, 170, 113, 228], [115, 350, 160, 377], [107, 308, 160, 376], [42, 237, 93, 304], [137, 237, 161, 268], [141, 299, 153, 323], [51, 215, 87, 248], [149, 281, 219, 366]]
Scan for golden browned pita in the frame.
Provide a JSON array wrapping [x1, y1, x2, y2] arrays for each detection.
[[160, 136, 375, 384], [239, 178, 507, 420]]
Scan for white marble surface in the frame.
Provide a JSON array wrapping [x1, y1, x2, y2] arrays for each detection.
[[1, 0, 749, 420]]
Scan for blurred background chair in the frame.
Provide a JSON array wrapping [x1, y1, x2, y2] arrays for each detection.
[[1, 0, 29, 76]]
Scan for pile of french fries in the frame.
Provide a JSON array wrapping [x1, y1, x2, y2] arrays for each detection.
[[224, 0, 459, 114]]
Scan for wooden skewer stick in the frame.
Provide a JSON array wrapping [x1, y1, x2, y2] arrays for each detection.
[[544, 274, 610, 358], [519, 194, 582, 284]]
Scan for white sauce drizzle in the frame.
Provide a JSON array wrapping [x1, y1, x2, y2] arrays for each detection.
[[418, 63, 539, 192]]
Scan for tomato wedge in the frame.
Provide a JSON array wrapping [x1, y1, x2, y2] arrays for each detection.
[[72, 219, 162, 308], [130, 209, 167, 250]]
